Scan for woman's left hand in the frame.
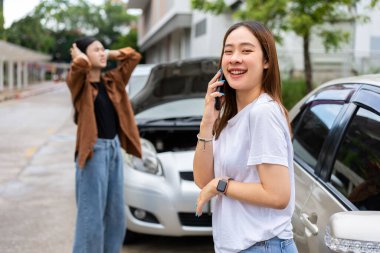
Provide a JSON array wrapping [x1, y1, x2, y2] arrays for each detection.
[[107, 49, 121, 60], [196, 178, 220, 216]]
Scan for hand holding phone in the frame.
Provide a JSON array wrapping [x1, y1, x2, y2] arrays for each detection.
[[214, 70, 224, 110]]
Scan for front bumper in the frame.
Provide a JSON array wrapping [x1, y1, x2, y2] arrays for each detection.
[[123, 153, 212, 237]]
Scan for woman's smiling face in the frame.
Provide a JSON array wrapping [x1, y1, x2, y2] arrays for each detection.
[[221, 26, 268, 92]]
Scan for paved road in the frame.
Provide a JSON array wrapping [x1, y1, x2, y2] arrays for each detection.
[[0, 85, 76, 252], [121, 235, 213, 253], [0, 86, 214, 252]]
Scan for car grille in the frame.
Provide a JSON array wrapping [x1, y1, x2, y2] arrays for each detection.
[[179, 171, 194, 181], [178, 212, 212, 227]]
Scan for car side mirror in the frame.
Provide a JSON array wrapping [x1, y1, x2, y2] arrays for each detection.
[[324, 211, 380, 252]]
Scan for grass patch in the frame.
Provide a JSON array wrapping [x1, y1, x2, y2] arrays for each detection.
[[282, 79, 308, 110]]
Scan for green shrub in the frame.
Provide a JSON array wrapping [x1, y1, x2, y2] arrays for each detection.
[[281, 79, 308, 110]]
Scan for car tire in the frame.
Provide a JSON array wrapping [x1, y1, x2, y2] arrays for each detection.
[[123, 229, 140, 244]]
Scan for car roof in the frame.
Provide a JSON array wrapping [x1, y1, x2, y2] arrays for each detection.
[[321, 74, 380, 87], [289, 73, 380, 119]]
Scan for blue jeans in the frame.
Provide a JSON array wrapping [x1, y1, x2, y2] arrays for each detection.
[[240, 237, 298, 253], [73, 136, 125, 253]]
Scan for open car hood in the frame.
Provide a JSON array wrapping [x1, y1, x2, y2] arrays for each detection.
[[131, 57, 219, 114]]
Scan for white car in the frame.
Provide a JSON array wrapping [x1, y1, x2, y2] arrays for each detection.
[[290, 74, 380, 252], [123, 58, 219, 242], [124, 62, 380, 251], [126, 64, 155, 99]]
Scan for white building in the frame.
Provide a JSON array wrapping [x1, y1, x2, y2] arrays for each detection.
[[128, 0, 380, 82], [354, 2, 380, 74], [127, 0, 193, 63], [0, 40, 50, 92]]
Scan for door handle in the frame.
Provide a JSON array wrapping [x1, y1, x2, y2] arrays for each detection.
[[300, 213, 319, 236]]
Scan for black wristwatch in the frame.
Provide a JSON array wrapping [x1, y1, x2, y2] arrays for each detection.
[[216, 178, 233, 194]]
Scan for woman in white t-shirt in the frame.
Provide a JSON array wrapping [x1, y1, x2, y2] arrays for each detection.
[[193, 21, 298, 253]]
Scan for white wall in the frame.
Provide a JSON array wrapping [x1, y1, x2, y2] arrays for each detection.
[[354, 4, 380, 57], [190, 11, 233, 59], [173, 0, 191, 13]]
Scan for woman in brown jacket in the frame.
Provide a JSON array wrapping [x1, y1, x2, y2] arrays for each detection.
[[67, 36, 142, 253]]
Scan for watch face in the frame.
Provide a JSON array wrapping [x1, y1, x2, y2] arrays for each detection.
[[217, 179, 227, 192]]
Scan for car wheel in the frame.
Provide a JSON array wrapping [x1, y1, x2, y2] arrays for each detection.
[[123, 229, 140, 244]]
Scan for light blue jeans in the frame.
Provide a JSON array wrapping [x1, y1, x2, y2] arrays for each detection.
[[73, 136, 125, 253], [240, 237, 298, 253]]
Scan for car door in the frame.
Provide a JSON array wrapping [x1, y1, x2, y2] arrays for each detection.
[[294, 84, 380, 252], [291, 95, 348, 252]]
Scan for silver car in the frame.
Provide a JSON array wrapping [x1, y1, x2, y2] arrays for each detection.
[[123, 58, 219, 242], [290, 74, 380, 252]]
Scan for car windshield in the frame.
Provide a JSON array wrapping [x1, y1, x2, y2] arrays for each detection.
[[135, 98, 204, 120]]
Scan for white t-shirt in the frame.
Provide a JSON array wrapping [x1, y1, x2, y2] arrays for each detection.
[[212, 93, 295, 253]]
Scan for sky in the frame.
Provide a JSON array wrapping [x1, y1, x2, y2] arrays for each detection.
[[3, 0, 109, 28]]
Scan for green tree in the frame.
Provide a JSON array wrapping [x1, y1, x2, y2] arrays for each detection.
[[192, 0, 380, 92], [33, 0, 95, 32], [32, 0, 136, 48], [5, 0, 139, 62], [111, 28, 145, 62], [94, 0, 137, 47], [51, 29, 83, 62], [110, 28, 138, 50], [6, 15, 54, 53], [0, 0, 4, 39]]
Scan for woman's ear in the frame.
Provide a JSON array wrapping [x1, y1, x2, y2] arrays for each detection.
[[263, 59, 269, 69]]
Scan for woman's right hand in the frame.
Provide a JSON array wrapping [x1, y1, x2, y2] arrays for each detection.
[[70, 43, 86, 61], [201, 70, 225, 128]]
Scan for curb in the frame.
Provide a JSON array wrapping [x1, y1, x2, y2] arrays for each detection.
[[0, 82, 65, 102]]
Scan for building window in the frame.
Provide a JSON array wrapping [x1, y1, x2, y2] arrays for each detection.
[[195, 19, 207, 37]]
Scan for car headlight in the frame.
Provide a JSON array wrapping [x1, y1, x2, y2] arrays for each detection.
[[123, 138, 163, 176]]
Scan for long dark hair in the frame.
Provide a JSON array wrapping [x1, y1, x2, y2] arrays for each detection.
[[214, 21, 290, 138]]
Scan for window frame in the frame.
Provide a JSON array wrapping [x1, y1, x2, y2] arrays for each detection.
[[293, 101, 346, 174], [292, 87, 356, 178], [320, 84, 380, 210], [292, 83, 380, 210]]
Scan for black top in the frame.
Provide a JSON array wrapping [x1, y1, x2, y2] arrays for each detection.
[[93, 81, 118, 139]]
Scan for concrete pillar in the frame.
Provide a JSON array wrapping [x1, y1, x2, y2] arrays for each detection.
[[8, 61, 14, 90], [40, 68, 46, 81], [0, 59, 4, 92], [17, 61, 22, 89], [23, 62, 28, 88]]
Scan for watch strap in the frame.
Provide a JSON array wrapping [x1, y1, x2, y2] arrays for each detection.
[[224, 178, 233, 195]]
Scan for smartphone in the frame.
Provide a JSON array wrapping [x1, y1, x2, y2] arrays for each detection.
[[215, 70, 224, 110]]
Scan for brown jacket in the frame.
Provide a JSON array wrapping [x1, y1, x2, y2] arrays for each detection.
[[66, 47, 142, 168]]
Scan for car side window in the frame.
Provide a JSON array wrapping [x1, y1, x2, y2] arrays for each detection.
[[331, 107, 380, 210], [293, 102, 343, 170]]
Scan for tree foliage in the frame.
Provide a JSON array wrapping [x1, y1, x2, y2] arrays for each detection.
[[94, 0, 137, 46], [192, 0, 380, 91], [51, 29, 83, 62], [5, 0, 139, 62], [6, 15, 55, 53], [110, 28, 138, 50], [0, 0, 4, 39]]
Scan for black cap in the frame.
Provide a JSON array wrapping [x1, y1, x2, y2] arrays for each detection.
[[74, 36, 97, 54]]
